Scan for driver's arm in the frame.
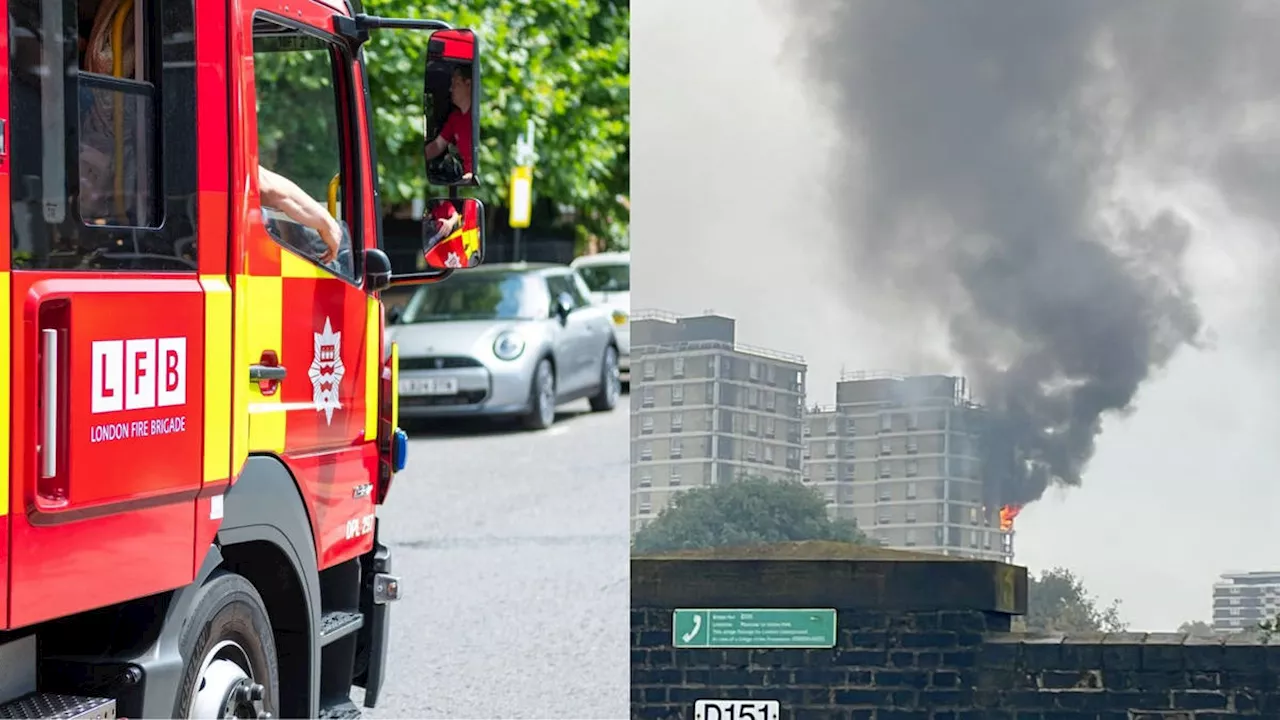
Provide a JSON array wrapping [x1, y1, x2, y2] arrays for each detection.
[[424, 135, 448, 161], [258, 165, 342, 264]]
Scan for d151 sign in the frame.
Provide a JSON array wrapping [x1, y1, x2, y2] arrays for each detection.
[[693, 700, 780, 720], [91, 336, 188, 413]]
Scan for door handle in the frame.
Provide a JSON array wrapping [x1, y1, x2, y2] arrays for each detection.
[[250, 350, 286, 396], [40, 328, 60, 480], [249, 365, 287, 381]]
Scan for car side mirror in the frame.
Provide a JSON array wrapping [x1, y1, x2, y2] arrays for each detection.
[[386, 305, 403, 325], [555, 292, 574, 322], [423, 28, 480, 188]]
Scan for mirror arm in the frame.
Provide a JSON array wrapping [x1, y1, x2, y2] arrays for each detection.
[[355, 15, 453, 32]]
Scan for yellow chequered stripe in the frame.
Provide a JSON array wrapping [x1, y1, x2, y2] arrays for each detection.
[[363, 295, 379, 441], [200, 276, 233, 482], [390, 341, 399, 430], [280, 250, 332, 280], [242, 274, 286, 454], [0, 271, 9, 516], [231, 274, 250, 475]]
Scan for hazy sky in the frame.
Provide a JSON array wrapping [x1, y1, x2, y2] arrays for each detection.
[[633, 0, 1280, 631]]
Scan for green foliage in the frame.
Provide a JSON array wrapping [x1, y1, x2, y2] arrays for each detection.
[[632, 476, 871, 555], [1177, 620, 1216, 637], [1025, 567, 1127, 633], [359, 0, 630, 247]]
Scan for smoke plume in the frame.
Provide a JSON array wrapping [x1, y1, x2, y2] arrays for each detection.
[[786, 0, 1280, 505]]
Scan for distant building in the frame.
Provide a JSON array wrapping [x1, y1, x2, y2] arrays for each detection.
[[629, 310, 806, 535], [1212, 571, 1280, 633], [802, 373, 1014, 562]]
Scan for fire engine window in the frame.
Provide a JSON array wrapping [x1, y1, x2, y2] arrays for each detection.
[[8, 0, 198, 271], [252, 18, 361, 282]]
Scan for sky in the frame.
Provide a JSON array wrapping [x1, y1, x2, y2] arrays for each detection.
[[632, 0, 1280, 631]]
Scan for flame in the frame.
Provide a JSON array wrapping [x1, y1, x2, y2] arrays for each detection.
[[999, 504, 1022, 532]]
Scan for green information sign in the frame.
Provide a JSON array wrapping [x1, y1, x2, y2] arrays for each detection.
[[672, 608, 837, 649]]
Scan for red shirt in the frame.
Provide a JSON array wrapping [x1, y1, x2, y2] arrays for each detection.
[[439, 107, 474, 174]]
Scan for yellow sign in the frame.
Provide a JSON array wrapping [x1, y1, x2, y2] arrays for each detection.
[[508, 165, 533, 229]]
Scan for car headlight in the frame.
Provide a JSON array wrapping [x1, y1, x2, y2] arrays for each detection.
[[493, 331, 526, 361], [611, 309, 629, 326]]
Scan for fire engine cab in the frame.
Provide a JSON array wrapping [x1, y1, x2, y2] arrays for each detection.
[[0, 0, 487, 717]]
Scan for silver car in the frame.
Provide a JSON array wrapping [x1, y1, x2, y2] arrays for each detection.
[[387, 263, 623, 429], [570, 251, 630, 382]]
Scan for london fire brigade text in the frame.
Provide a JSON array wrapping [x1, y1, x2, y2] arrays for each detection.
[[90, 416, 188, 443]]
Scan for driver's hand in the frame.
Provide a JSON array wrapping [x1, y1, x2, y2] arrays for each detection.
[[318, 218, 342, 264]]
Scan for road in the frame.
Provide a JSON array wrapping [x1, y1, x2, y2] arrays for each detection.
[[352, 395, 631, 719]]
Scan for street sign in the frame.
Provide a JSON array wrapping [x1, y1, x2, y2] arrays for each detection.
[[672, 609, 837, 649], [508, 165, 532, 229]]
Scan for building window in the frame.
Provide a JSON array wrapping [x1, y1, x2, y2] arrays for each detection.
[[969, 507, 979, 525], [906, 509, 917, 523], [845, 420, 857, 435], [907, 412, 919, 430], [639, 502, 652, 515], [673, 357, 685, 377], [642, 388, 655, 408], [11, 0, 200, 271], [880, 414, 893, 432], [670, 413, 683, 432], [671, 385, 685, 405], [906, 482, 918, 499], [765, 392, 776, 411], [639, 443, 652, 461], [906, 460, 919, 477], [748, 414, 759, 434], [825, 441, 836, 458], [643, 360, 655, 380], [640, 416, 654, 434], [880, 440, 892, 456], [878, 513, 890, 525], [748, 388, 759, 407], [824, 464, 835, 479], [765, 418, 776, 438], [826, 417, 838, 435], [764, 445, 774, 463], [749, 361, 760, 380], [907, 439, 919, 454], [637, 473, 652, 488], [905, 529, 917, 546], [803, 424, 812, 437], [669, 438, 683, 459], [878, 462, 891, 478], [878, 485, 891, 502], [844, 441, 856, 458], [669, 468, 682, 486], [767, 364, 777, 384]]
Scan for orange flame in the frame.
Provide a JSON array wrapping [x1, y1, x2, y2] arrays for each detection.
[[999, 504, 1022, 532]]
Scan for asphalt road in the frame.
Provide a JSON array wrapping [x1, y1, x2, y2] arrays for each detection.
[[352, 394, 631, 719]]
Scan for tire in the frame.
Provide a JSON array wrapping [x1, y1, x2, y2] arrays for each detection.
[[589, 345, 621, 413], [173, 571, 280, 719], [521, 358, 557, 430]]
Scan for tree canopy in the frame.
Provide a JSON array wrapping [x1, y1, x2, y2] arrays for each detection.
[[1177, 620, 1216, 637], [633, 476, 870, 555], [1025, 567, 1127, 633], [358, 0, 630, 248]]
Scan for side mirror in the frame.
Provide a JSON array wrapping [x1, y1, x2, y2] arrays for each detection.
[[555, 291, 574, 321], [385, 197, 486, 286], [364, 248, 392, 293], [423, 28, 481, 188]]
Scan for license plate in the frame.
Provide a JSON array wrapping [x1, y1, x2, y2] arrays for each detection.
[[399, 377, 458, 396], [693, 700, 780, 720]]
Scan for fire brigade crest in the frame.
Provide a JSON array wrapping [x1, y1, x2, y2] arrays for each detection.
[[309, 317, 345, 425], [445, 251, 462, 269]]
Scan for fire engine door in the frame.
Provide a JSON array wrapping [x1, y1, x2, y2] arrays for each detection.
[[239, 3, 378, 568], [5, 0, 206, 628]]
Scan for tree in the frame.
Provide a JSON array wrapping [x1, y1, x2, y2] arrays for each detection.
[[1025, 567, 1127, 633], [1178, 620, 1216, 637], [359, 0, 630, 249], [632, 476, 870, 555]]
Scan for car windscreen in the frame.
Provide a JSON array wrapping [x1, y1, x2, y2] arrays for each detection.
[[575, 263, 630, 293], [401, 272, 547, 323]]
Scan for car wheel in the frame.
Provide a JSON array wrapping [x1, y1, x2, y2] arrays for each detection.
[[589, 345, 621, 413], [521, 358, 557, 430]]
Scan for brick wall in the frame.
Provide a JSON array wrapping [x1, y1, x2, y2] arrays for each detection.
[[631, 548, 1280, 719]]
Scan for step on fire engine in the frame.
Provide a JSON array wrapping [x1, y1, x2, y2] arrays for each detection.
[[0, 0, 489, 717]]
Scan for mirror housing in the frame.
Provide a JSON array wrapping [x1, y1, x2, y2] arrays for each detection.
[[364, 248, 392, 293], [554, 291, 574, 322], [423, 29, 481, 188], [385, 197, 486, 286]]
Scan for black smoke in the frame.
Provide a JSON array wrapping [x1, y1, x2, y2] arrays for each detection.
[[788, 0, 1280, 506]]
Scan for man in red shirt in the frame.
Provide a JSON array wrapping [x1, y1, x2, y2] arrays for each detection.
[[424, 64, 474, 181]]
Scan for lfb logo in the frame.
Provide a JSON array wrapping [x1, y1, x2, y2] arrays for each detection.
[[308, 318, 345, 425], [91, 337, 187, 414]]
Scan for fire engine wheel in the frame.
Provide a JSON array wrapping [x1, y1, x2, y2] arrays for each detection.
[[173, 571, 280, 719]]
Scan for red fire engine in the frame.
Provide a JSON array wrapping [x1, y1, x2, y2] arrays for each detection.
[[0, 0, 487, 717]]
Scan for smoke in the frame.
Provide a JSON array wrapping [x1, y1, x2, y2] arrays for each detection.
[[785, 0, 1280, 505]]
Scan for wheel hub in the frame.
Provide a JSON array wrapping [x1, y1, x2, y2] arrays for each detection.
[[189, 641, 271, 719]]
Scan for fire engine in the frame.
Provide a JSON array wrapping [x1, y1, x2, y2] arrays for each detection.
[[0, 0, 488, 717]]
